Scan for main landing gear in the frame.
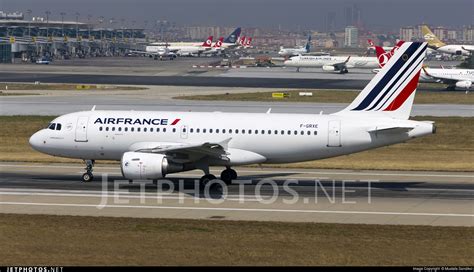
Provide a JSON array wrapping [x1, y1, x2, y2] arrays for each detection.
[[199, 167, 238, 188], [81, 159, 95, 182]]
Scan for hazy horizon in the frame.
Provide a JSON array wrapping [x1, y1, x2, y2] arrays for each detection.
[[1, 0, 472, 31]]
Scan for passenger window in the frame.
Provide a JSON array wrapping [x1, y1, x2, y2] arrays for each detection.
[[197, 128, 200, 133], [144, 128, 147, 132], [235, 129, 239, 134], [112, 127, 115, 131], [216, 129, 219, 133], [274, 130, 278, 134], [300, 131, 304, 135], [222, 129, 226, 133], [267, 130, 271, 134], [294, 131, 297, 135], [118, 127, 122, 132], [106, 127, 109, 131], [137, 127, 141, 132], [190, 128, 194, 133], [281, 130, 284, 135], [307, 131, 311, 135], [131, 127, 134, 132], [287, 130, 291, 135], [314, 131, 317, 135], [125, 127, 128, 132], [254, 130, 258, 134], [163, 128, 166, 132], [203, 129, 207, 133], [183, 128, 186, 133], [99, 127, 103, 131], [242, 130, 245, 134], [172, 128, 176, 133], [210, 129, 213, 133], [229, 129, 233, 133], [56, 124, 62, 130], [157, 128, 160, 132]]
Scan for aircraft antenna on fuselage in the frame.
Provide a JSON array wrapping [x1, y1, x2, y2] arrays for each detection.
[[91, 105, 96, 111]]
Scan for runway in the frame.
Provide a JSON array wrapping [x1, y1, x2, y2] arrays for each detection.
[[0, 162, 472, 226], [0, 72, 371, 89], [1, 86, 472, 116]]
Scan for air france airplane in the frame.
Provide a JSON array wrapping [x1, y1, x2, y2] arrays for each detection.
[[30, 42, 435, 186]]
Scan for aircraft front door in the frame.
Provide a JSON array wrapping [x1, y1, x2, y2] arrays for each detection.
[[75, 116, 89, 142]]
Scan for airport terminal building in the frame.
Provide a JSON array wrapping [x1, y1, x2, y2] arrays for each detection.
[[0, 11, 146, 63]]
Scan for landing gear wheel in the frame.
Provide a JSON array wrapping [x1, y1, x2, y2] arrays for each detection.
[[200, 174, 217, 189], [82, 172, 93, 182], [220, 168, 237, 185], [82, 159, 95, 183]]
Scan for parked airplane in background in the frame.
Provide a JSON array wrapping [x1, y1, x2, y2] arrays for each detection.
[[422, 25, 474, 56], [222, 27, 242, 48], [278, 35, 311, 57], [140, 36, 213, 57], [284, 54, 379, 73], [367, 39, 394, 52], [373, 41, 473, 92], [202, 37, 225, 56], [29, 42, 434, 187]]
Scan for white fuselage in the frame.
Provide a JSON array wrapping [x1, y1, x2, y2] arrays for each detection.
[[29, 110, 434, 166], [436, 44, 474, 56], [284, 55, 379, 69], [420, 68, 474, 83], [278, 47, 307, 57]]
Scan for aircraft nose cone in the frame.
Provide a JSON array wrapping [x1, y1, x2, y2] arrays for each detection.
[[29, 131, 44, 151]]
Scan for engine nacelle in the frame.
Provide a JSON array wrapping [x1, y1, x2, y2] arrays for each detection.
[[322, 65, 336, 71], [455, 81, 472, 89], [120, 152, 184, 180]]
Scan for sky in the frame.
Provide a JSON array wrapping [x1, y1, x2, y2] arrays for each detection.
[[0, 0, 473, 31]]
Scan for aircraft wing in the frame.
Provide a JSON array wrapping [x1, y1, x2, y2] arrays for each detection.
[[329, 56, 351, 71], [129, 141, 230, 163]]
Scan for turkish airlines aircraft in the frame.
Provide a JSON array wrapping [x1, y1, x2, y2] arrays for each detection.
[[284, 54, 379, 73], [30, 42, 434, 186]]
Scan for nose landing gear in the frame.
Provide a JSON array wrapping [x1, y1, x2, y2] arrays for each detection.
[[81, 160, 95, 182]]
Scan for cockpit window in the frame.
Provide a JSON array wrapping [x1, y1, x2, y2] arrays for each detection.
[[56, 124, 62, 130], [48, 123, 56, 130]]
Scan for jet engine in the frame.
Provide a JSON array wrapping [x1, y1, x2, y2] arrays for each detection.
[[322, 65, 337, 71], [120, 152, 184, 180], [455, 81, 472, 90]]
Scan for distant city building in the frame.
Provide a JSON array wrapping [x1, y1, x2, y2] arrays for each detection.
[[344, 4, 363, 29], [433, 27, 447, 41], [400, 26, 416, 42], [344, 26, 358, 48], [463, 25, 474, 42], [325, 12, 336, 33]]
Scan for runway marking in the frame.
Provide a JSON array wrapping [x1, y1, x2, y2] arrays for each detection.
[[0, 201, 473, 218], [1, 164, 472, 178], [0, 192, 261, 202]]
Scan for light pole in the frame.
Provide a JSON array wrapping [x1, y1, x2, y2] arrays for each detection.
[[45, 10, 51, 39], [75, 12, 80, 40], [60, 12, 66, 37], [99, 16, 104, 41], [87, 14, 92, 40], [26, 9, 32, 37]]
